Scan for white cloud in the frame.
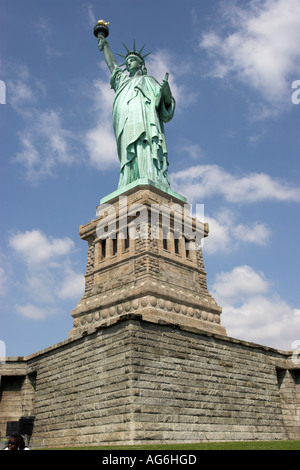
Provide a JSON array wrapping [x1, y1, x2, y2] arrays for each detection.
[[202, 211, 232, 254], [57, 270, 85, 300], [186, 204, 272, 255], [0, 266, 7, 296], [203, 213, 272, 255], [86, 123, 119, 170], [87, 4, 96, 27], [9, 79, 35, 109], [8, 62, 116, 180], [211, 265, 300, 349], [147, 50, 198, 110], [7, 65, 46, 113], [9, 230, 74, 266], [15, 303, 48, 320], [9, 68, 80, 181], [222, 295, 300, 350], [200, 0, 300, 114], [171, 164, 300, 203], [91, 77, 114, 112], [26, 271, 57, 304], [8, 229, 84, 320], [0, 251, 13, 297], [15, 109, 78, 181], [232, 222, 271, 245], [84, 77, 118, 169], [178, 143, 205, 160], [212, 265, 270, 303], [34, 17, 62, 59]]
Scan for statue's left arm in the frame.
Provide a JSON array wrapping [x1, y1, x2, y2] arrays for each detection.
[[159, 74, 175, 122], [161, 74, 173, 107]]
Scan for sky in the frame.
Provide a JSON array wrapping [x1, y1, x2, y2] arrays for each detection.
[[0, 0, 299, 357]]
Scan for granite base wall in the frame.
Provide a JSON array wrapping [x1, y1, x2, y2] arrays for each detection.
[[1, 317, 299, 448]]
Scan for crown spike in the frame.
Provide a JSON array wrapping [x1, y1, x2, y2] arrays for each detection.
[[118, 41, 152, 66], [122, 42, 130, 53], [138, 44, 146, 55]]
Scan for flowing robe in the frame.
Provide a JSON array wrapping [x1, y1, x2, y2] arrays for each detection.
[[110, 67, 175, 188]]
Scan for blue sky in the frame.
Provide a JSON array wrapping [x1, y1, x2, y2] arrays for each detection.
[[1, 0, 299, 357]]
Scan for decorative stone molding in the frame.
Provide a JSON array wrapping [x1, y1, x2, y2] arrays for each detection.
[[70, 185, 225, 339]]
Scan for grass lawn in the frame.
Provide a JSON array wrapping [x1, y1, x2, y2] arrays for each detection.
[[43, 440, 300, 450]]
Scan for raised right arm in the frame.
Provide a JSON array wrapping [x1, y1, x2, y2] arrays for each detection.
[[98, 36, 118, 74]]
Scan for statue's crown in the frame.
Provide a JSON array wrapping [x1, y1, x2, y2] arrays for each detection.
[[117, 41, 151, 66]]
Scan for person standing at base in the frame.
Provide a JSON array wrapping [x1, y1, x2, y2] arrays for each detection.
[[3, 433, 30, 450]]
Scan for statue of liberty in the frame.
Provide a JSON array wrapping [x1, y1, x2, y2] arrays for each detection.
[[95, 22, 175, 190]]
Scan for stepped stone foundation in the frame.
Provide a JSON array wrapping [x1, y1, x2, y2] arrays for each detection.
[[1, 317, 299, 447], [1, 185, 299, 447]]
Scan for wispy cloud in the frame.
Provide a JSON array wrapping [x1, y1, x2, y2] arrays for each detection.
[[15, 304, 50, 320], [213, 265, 270, 302], [8, 67, 80, 182], [202, 209, 271, 255], [9, 229, 84, 320], [8, 62, 117, 180], [57, 269, 86, 301], [147, 49, 198, 110], [84, 76, 118, 170], [9, 229, 74, 266], [177, 143, 205, 160], [15, 109, 79, 181], [211, 265, 300, 349], [171, 164, 300, 203], [199, 0, 300, 117], [34, 16, 62, 59], [7, 65, 45, 113], [232, 222, 271, 245], [0, 266, 8, 297], [87, 4, 96, 27]]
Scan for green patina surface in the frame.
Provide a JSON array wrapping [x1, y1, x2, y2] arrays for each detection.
[[100, 178, 187, 205], [97, 27, 176, 192]]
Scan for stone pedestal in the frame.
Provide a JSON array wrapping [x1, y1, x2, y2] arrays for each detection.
[[3, 184, 300, 448], [69, 184, 226, 339]]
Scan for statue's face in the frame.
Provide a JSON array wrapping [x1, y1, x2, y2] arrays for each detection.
[[126, 55, 143, 75]]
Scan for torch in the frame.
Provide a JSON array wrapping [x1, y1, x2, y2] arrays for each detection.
[[93, 19, 110, 40]]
